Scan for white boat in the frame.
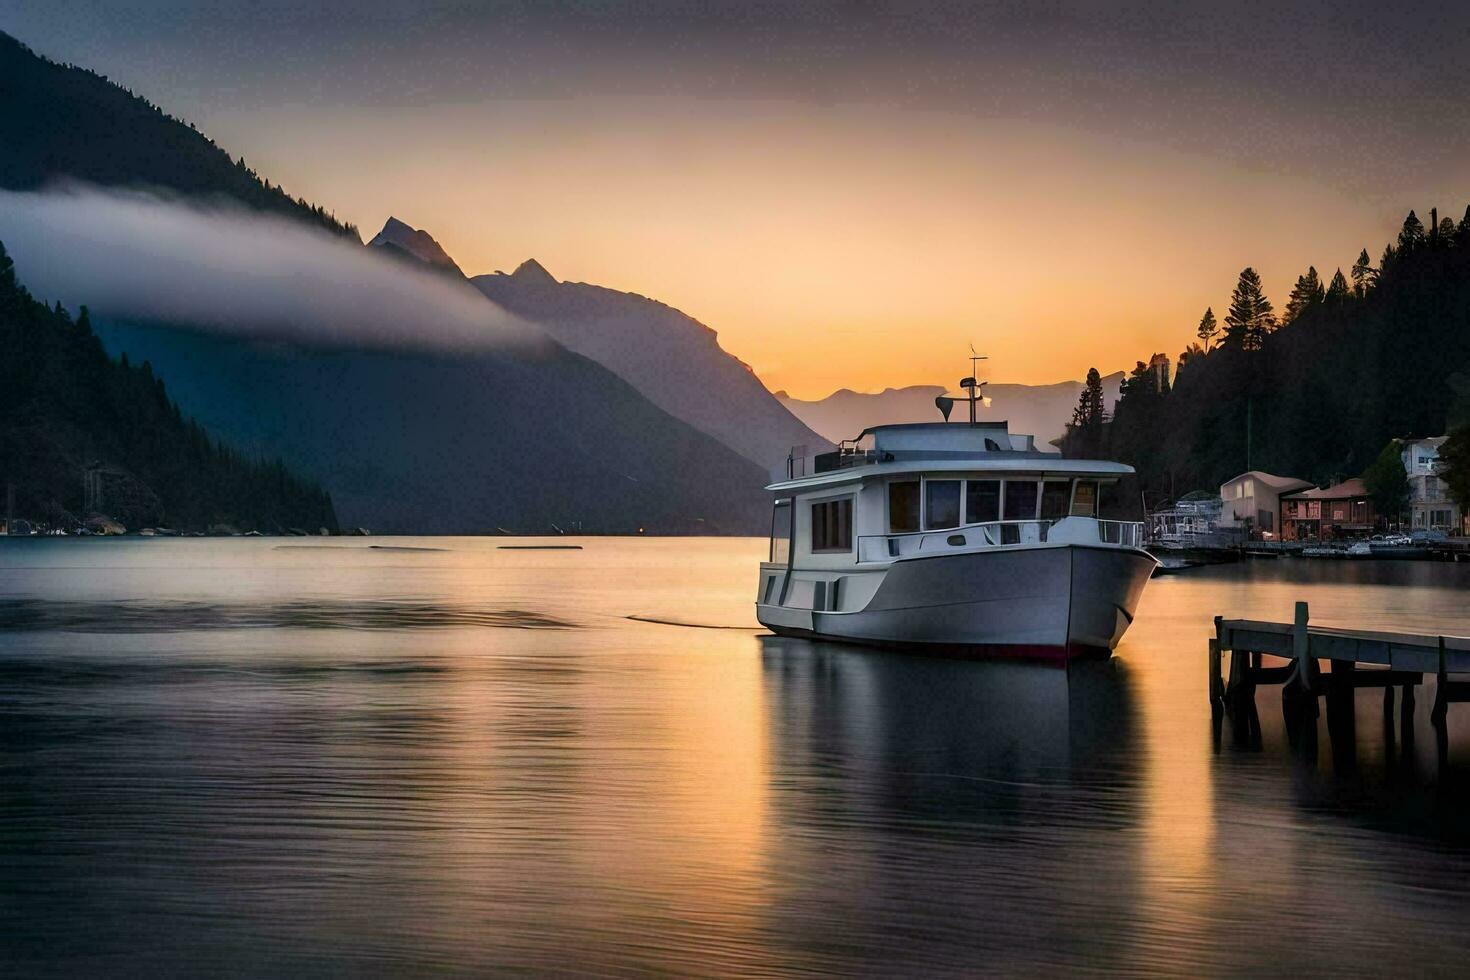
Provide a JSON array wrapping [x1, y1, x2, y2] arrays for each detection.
[[755, 377, 1156, 660]]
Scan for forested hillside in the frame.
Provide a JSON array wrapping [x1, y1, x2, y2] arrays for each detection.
[[0, 31, 357, 239], [0, 34, 774, 535], [0, 242, 338, 532], [1064, 207, 1470, 511]]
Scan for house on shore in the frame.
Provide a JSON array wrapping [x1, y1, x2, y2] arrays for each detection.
[[1219, 471, 1315, 539], [1400, 436, 1463, 533], [1280, 478, 1377, 541]]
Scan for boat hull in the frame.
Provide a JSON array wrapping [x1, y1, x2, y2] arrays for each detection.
[[758, 545, 1156, 659]]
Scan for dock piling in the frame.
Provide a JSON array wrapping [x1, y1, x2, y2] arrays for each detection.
[[1433, 637, 1449, 727], [1208, 602, 1463, 756], [1288, 601, 1320, 719], [1208, 638, 1223, 715]]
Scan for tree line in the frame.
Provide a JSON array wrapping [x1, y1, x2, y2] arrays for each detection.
[[1064, 206, 1470, 519], [0, 240, 339, 532]]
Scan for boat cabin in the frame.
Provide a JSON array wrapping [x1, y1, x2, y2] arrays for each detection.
[[766, 422, 1137, 571]]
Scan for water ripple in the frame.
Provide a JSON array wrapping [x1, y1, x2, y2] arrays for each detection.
[[0, 599, 574, 633]]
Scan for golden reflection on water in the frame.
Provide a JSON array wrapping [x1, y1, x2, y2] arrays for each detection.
[[1121, 577, 1220, 937], [3, 537, 1470, 973]]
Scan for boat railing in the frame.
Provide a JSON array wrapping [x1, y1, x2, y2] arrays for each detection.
[[1097, 519, 1145, 548], [856, 517, 1144, 561], [814, 441, 892, 474]]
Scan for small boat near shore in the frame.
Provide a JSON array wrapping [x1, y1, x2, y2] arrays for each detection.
[[754, 366, 1156, 660]]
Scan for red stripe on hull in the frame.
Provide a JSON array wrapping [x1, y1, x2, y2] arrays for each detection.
[[765, 625, 1111, 665]]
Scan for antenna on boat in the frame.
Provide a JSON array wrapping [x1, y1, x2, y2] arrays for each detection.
[[956, 345, 991, 425]]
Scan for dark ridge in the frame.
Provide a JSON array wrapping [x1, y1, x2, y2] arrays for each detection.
[[0, 30, 359, 240], [0, 241, 338, 533]]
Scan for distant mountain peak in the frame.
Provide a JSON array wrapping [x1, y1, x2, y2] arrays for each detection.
[[776, 373, 1125, 445], [511, 258, 557, 285], [470, 267, 831, 467], [367, 217, 464, 276]]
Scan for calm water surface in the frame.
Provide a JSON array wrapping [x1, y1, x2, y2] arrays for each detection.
[[3, 538, 1470, 975]]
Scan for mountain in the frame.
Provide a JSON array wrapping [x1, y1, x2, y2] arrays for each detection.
[[471, 258, 831, 470], [1, 35, 774, 534], [367, 217, 464, 276], [0, 30, 357, 239], [777, 374, 1125, 446], [0, 243, 337, 532], [88, 316, 771, 534]]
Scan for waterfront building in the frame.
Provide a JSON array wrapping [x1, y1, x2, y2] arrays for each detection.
[[1280, 478, 1377, 541], [1147, 492, 1244, 550], [1218, 471, 1314, 539], [1400, 436, 1463, 533]]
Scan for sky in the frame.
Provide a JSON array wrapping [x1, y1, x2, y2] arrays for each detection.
[[7, 1, 1470, 398]]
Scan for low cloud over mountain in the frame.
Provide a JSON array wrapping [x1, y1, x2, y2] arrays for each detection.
[[1, 185, 540, 352]]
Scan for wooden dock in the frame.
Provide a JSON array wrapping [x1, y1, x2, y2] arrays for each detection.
[[1209, 603, 1470, 748]]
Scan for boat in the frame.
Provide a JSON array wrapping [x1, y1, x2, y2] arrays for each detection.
[[754, 365, 1157, 660], [1144, 491, 1244, 565]]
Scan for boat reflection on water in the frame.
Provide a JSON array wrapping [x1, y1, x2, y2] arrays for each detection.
[[759, 633, 1141, 781], [754, 634, 1154, 973]]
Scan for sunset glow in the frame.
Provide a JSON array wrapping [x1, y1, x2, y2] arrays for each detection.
[[13, 2, 1469, 397], [221, 101, 1406, 396]]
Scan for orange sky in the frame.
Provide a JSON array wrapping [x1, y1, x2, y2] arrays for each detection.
[[12, 5, 1470, 400], [218, 98, 1427, 398]]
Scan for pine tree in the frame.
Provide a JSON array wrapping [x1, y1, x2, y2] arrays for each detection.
[[1071, 367, 1107, 426], [1324, 268, 1349, 304], [1196, 307, 1219, 351], [1398, 210, 1426, 251], [1224, 267, 1275, 351], [1440, 216, 1457, 242], [1070, 367, 1107, 458], [1350, 248, 1376, 296], [1283, 266, 1324, 324]]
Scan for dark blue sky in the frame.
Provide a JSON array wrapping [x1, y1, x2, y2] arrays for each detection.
[[8, 1, 1469, 189]]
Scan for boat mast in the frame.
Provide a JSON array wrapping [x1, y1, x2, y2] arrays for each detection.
[[960, 346, 988, 425]]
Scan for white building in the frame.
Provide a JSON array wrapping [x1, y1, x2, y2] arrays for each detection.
[[1401, 436, 1462, 532], [1218, 471, 1315, 538]]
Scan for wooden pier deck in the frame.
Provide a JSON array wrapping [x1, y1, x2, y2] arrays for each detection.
[[1209, 602, 1470, 733]]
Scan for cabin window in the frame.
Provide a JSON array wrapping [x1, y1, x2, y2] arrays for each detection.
[[924, 480, 961, 530], [1003, 480, 1039, 520], [889, 480, 920, 533], [1071, 481, 1098, 517], [1040, 481, 1072, 521], [965, 479, 1000, 524], [769, 499, 793, 564], [810, 498, 853, 552]]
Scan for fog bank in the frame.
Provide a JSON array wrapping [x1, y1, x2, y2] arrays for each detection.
[[0, 185, 540, 351]]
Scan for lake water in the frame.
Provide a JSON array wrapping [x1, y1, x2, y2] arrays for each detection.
[[3, 537, 1470, 975]]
